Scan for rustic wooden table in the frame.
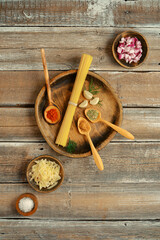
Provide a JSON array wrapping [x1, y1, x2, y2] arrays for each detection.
[[0, 0, 160, 239]]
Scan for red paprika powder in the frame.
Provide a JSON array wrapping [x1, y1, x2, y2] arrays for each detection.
[[46, 108, 59, 122]]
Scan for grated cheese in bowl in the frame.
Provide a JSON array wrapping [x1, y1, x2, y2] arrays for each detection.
[[29, 158, 61, 190]]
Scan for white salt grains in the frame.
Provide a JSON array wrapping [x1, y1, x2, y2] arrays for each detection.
[[18, 197, 34, 213]]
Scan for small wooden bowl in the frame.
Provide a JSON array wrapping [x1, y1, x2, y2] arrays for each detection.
[[16, 193, 38, 216], [112, 30, 149, 68], [26, 155, 64, 193]]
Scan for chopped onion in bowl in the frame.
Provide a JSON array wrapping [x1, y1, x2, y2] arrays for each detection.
[[117, 37, 143, 63]]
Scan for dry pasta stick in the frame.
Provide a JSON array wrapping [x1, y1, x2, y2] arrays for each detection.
[[55, 54, 93, 147]]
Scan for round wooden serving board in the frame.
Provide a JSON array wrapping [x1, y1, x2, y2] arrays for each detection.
[[35, 70, 123, 158]]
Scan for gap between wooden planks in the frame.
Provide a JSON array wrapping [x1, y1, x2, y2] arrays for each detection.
[[0, 27, 159, 71]]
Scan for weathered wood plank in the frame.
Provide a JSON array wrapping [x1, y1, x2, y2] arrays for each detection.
[[0, 142, 160, 183], [0, 107, 160, 142], [0, 108, 41, 141], [0, 27, 159, 71], [1, 220, 160, 240], [0, 71, 160, 106], [0, 0, 159, 27], [1, 183, 160, 220], [1, 27, 159, 50]]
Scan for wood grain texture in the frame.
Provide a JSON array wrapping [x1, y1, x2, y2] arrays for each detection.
[[0, 107, 160, 142], [0, 27, 159, 71], [1, 183, 160, 219], [1, 220, 160, 240], [0, 0, 159, 27], [0, 71, 160, 107], [0, 142, 160, 183], [0, 0, 160, 236]]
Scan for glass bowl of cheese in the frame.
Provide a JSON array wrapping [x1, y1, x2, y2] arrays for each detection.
[[26, 155, 64, 193]]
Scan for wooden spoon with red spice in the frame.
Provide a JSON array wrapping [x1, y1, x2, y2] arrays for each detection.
[[41, 49, 61, 124]]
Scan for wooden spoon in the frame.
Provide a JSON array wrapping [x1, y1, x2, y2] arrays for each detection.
[[78, 117, 104, 171], [41, 48, 61, 124], [85, 108, 134, 140]]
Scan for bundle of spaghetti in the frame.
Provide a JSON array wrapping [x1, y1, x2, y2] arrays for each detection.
[[55, 54, 93, 147]]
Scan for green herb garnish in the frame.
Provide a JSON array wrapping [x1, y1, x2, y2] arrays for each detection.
[[66, 138, 77, 153], [89, 79, 101, 95], [98, 100, 103, 106]]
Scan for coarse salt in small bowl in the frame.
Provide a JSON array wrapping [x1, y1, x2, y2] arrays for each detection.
[[112, 30, 149, 69], [16, 193, 38, 216]]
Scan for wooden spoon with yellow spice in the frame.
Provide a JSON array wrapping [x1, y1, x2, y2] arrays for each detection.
[[78, 117, 104, 171], [85, 108, 134, 140], [41, 48, 61, 124]]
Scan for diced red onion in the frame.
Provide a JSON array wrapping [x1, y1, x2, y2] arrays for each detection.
[[129, 49, 135, 54], [137, 53, 142, 59], [117, 36, 143, 64], [117, 47, 122, 53], [119, 37, 125, 43], [119, 54, 124, 60], [119, 43, 124, 47], [130, 53, 136, 58], [134, 48, 140, 54]]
